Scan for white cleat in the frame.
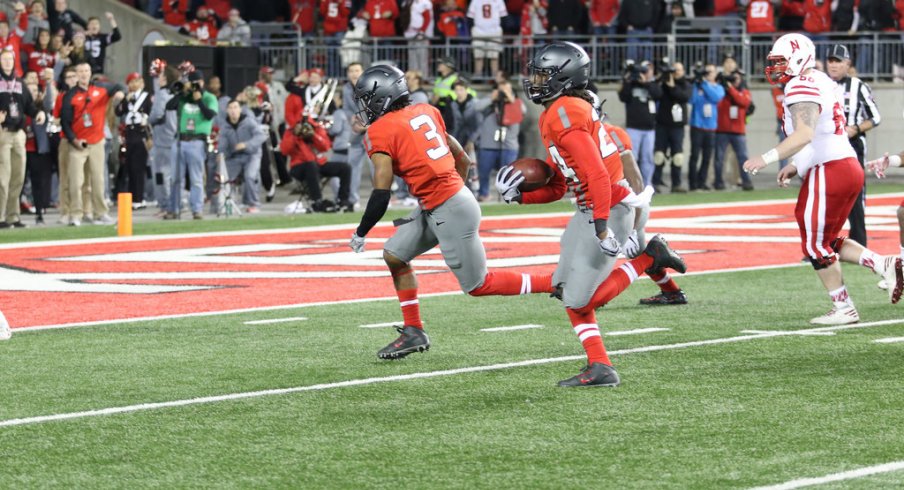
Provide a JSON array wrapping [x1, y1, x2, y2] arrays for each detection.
[[94, 214, 116, 225], [878, 279, 888, 290], [810, 305, 860, 326], [882, 257, 904, 304], [0, 311, 11, 341]]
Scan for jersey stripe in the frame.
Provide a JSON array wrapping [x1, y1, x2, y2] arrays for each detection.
[[786, 90, 820, 97], [557, 106, 571, 129]]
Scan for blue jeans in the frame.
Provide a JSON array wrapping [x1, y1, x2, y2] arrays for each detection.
[[626, 27, 652, 63], [170, 139, 205, 214], [689, 127, 715, 190], [326, 32, 344, 78], [146, 0, 162, 18], [477, 148, 518, 198], [714, 132, 750, 188], [625, 127, 655, 186]]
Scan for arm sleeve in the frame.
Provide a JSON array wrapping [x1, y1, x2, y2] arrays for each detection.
[[248, 121, 268, 148], [198, 94, 217, 120], [674, 81, 692, 103], [521, 162, 567, 204], [647, 81, 663, 99], [71, 11, 88, 29], [284, 80, 306, 96], [704, 82, 725, 103], [617, 82, 631, 102], [279, 129, 295, 157], [165, 94, 181, 111], [42, 88, 55, 112], [727, 86, 751, 108], [311, 124, 332, 152], [559, 129, 612, 220], [60, 89, 77, 143], [23, 87, 38, 118], [114, 97, 127, 117], [108, 27, 122, 44], [859, 81, 880, 126]]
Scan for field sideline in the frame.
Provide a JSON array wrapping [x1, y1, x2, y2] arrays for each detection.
[[1, 187, 904, 488]]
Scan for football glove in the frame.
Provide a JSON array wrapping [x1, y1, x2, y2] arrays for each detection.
[[598, 229, 620, 257], [349, 233, 366, 253], [495, 165, 524, 204], [624, 230, 641, 258]]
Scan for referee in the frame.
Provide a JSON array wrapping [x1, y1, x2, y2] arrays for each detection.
[[827, 44, 881, 246]]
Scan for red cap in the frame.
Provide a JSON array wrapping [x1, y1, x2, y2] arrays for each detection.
[[126, 72, 141, 83], [259, 66, 274, 74], [308, 68, 324, 77]]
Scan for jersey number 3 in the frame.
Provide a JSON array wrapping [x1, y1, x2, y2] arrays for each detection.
[[410, 114, 450, 160]]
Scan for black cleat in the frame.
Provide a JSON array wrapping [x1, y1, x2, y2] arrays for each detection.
[[378, 326, 431, 360], [557, 362, 620, 387], [643, 235, 687, 276], [639, 290, 688, 305], [550, 282, 564, 301]]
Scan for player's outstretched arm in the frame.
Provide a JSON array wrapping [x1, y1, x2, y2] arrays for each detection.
[[867, 150, 904, 179], [349, 153, 394, 252], [744, 101, 818, 175], [620, 150, 644, 194], [446, 134, 471, 182]]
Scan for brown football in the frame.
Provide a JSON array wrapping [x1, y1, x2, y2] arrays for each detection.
[[509, 158, 553, 192]]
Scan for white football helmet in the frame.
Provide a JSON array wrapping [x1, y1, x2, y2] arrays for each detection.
[[765, 33, 816, 85]]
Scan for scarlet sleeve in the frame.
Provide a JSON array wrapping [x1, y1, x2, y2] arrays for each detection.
[[279, 129, 297, 158], [521, 160, 567, 204], [311, 123, 332, 152], [363, 121, 393, 157], [558, 129, 612, 220]]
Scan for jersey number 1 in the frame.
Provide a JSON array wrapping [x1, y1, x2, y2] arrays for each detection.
[[410, 114, 450, 160]]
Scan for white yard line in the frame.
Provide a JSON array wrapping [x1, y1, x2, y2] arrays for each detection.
[[243, 317, 308, 325], [741, 330, 836, 337], [605, 327, 670, 336], [873, 337, 904, 344], [359, 322, 402, 329], [1, 318, 901, 429], [480, 324, 544, 332], [11, 262, 807, 334], [749, 460, 904, 490]]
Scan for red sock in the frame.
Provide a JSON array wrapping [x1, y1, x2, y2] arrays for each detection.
[[397, 288, 422, 328], [566, 308, 610, 366], [648, 270, 681, 293], [468, 271, 552, 296], [585, 256, 649, 309]]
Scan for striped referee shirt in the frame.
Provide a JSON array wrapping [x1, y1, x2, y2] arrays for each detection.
[[833, 76, 881, 149]]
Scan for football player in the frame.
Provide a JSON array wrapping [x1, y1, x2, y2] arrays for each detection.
[[495, 42, 687, 387], [866, 149, 904, 303], [743, 33, 903, 323], [348, 65, 556, 360]]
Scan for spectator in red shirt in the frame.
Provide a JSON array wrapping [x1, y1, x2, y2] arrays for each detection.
[[163, 0, 189, 27], [0, 12, 27, 77], [22, 28, 56, 74], [361, 0, 398, 62], [779, 0, 806, 30], [745, 0, 779, 34], [321, 0, 351, 77], [290, 0, 317, 36], [205, 0, 232, 20], [181, 6, 218, 44], [713, 66, 753, 191], [802, 0, 831, 58]]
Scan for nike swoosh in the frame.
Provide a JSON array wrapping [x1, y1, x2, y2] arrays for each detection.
[[435, 221, 445, 226]]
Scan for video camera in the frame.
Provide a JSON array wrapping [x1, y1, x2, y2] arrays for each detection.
[[658, 57, 675, 75], [718, 69, 744, 86], [692, 61, 707, 83], [623, 60, 649, 83], [170, 79, 202, 95]]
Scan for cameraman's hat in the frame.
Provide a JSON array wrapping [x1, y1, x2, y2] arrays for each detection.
[[828, 44, 851, 62], [437, 56, 456, 71], [188, 70, 204, 81]]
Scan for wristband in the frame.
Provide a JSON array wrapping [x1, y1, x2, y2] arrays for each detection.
[[890, 155, 903, 168], [593, 218, 608, 236], [761, 148, 780, 167]]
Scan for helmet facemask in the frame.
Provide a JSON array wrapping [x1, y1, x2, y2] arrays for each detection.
[[524, 59, 571, 104], [765, 55, 791, 86]]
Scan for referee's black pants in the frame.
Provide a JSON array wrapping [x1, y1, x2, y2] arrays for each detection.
[[847, 139, 867, 246]]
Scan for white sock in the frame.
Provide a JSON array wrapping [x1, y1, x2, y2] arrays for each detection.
[[900, 246, 904, 262], [859, 249, 882, 274], [828, 285, 854, 308]]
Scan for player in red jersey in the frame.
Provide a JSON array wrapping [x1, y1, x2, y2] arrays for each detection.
[[348, 65, 556, 360], [496, 42, 686, 387], [867, 150, 904, 302]]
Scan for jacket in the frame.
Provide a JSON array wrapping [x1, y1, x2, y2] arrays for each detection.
[[449, 95, 480, 147], [150, 83, 177, 149], [716, 83, 752, 134], [217, 20, 252, 45], [61, 81, 124, 145], [656, 77, 692, 128], [474, 95, 523, 151], [327, 107, 352, 162], [0, 70, 39, 131], [280, 119, 332, 167], [617, 0, 660, 29], [689, 80, 725, 130], [219, 113, 267, 169], [618, 79, 663, 130]]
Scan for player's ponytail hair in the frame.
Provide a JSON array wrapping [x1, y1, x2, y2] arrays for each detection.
[[561, 88, 596, 105], [387, 93, 411, 113]]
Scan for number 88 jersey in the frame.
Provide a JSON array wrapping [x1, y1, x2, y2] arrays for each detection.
[[364, 103, 464, 210]]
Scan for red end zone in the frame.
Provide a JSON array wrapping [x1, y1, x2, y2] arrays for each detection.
[[2, 196, 902, 330]]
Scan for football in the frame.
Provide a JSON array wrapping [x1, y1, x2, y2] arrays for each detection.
[[509, 158, 553, 192]]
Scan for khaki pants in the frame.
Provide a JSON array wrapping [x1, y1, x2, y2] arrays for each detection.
[[68, 141, 107, 220], [0, 129, 26, 224], [58, 142, 92, 220]]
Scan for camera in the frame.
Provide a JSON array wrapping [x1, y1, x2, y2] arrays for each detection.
[[170, 79, 201, 95], [623, 60, 648, 83], [692, 61, 707, 82], [658, 57, 675, 76]]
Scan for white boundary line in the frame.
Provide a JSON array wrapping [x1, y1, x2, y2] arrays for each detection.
[[749, 460, 904, 490], [359, 322, 402, 329], [606, 327, 670, 336], [11, 262, 807, 334], [480, 324, 544, 332], [873, 337, 904, 344], [1, 318, 901, 429], [243, 317, 308, 325]]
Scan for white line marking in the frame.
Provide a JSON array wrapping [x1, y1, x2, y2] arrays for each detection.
[[741, 330, 836, 337], [480, 324, 544, 332], [749, 460, 904, 490], [359, 322, 402, 329], [873, 337, 904, 344], [11, 262, 808, 333], [2, 318, 901, 429], [605, 327, 670, 336], [243, 317, 308, 325]]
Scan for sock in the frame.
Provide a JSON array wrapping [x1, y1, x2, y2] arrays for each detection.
[[585, 257, 648, 309], [468, 271, 553, 296], [397, 288, 423, 328], [859, 249, 883, 274], [566, 308, 610, 366], [828, 285, 854, 308], [648, 270, 681, 293], [900, 246, 904, 262]]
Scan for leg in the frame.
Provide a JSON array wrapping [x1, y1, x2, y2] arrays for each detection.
[[186, 141, 206, 214], [153, 145, 171, 211], [243, 154, 262, 207], [688, 128, 702, 190], [128, 142, 148, 203], [640, 130, 655, 186], [653, 126, 668, 188], [0, 139, 10, 222], [58, 141, 70, 219], [731, 134, 752, 189], [170, 143, 185, 214], [713, 133, 728, 189], [5, 131, 26, 224], [67, 143, 89, 222], [670, 127, 685, 189], [347, 143, 367, 205], [476, 148, 496, 199], [319, 161, 352, 204], [699, 131, 715, 189], [86, 142, 109, 218]]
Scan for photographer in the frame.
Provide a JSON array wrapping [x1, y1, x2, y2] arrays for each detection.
[[219, 99, 267, 212], [280, 117, 351, 213], [618, 60, 661, 186], [474, 74, 524, 201], [149, 61, 179, 217], [60, 61, 123, 227], [713, 67, 753, 191], [687, 62, 724, 191], [164, 67, 218, 220], [653, 60, 691, 193]]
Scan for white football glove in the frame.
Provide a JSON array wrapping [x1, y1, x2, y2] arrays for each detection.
[[598, 229, 620, 257], [866, 152, 889, 179], [349, 233, 366, 253], [624, 230, 641, 258], [495, 165, 524, 204]]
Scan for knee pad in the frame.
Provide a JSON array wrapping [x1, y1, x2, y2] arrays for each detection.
[[653, 151, 667, 166], [672, 153, 685, 168], [809, 253, 838, 270], [830, 237, 846, 254]]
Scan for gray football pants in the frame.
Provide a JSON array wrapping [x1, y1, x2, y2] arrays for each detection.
[[384, 187, 488, 292], [552, 203, 634, 309]]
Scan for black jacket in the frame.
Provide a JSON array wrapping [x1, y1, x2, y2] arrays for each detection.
[[0, 70, 39, 132], [656, 77, 692, 127], [618, 0, 661, 30], [618, 79, 663, 130]]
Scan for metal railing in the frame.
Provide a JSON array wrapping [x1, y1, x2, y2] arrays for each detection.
[[247, 27, 904, 84]]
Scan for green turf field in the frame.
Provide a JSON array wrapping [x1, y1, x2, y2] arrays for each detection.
[[1, 188, 903, 488]]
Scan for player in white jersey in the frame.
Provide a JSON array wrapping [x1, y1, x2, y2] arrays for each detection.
[[743, 33, 902, 325], [466, 0, 506, 78]]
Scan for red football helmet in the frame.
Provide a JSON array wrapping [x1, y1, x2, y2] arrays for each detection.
[[149, 58, 167, 77]]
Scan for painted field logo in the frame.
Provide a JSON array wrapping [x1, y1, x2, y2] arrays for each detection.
[[1, 197, 901, 329]]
